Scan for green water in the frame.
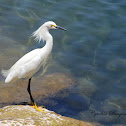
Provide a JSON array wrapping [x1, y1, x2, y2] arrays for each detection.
[[0, 0, 126, 125]]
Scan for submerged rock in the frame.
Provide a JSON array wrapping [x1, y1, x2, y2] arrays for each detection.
[[0, 73, 75, 107], [78, 78, 97, 97], [106, 58, 126, 71], [102, 97, 126, 111], [0, 105, 96, 126]]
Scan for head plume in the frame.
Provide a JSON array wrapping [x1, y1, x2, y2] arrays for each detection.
[[31, 25, 45, 43], [31, 21, 56, 43]]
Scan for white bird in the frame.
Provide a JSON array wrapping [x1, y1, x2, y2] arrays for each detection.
[[1, 21, 66, 112]]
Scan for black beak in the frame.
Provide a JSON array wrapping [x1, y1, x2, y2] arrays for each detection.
[[55, 25, 67, 31]]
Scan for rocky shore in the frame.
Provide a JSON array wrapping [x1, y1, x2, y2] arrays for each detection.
[[0, 105, 103, 126]]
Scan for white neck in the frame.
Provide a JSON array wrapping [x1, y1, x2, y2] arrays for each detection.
[[32, 26, 53, 56], [42, 29, 53, 55]]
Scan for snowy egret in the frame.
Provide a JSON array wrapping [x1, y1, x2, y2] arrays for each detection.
[[1, 21, 66, 112]]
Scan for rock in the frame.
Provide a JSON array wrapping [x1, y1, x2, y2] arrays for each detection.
[[0, 105, 97, 126], [78, 78, 97, 97], [0, 73, 75, 107], [102, 97, 126, 111], [106, 58, 126, 71]]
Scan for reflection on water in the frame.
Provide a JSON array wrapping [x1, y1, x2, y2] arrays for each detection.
[[0, 0, 126, 125]]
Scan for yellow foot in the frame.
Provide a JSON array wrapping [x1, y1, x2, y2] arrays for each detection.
[[30, 103, 46, 113]]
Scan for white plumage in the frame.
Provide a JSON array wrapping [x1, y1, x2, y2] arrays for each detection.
[[1, 21, 66, 84], [1, 21, 66, 112]]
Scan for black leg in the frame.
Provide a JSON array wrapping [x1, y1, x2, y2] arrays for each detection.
[[27, 78, 35, 105], [26, 78, 45, 113]]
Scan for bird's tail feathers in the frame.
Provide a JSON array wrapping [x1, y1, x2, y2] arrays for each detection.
[[1, 69, 10, 78]]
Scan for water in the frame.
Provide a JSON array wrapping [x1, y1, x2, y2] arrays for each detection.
[[0, 0, 126, 125]]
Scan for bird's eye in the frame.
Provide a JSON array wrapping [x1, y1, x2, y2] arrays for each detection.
[[51, 25, 55, 27]]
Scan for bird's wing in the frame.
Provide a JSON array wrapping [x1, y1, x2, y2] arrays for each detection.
[[1, 49, 40, 78], [5, 54, 43, 83], [10, 49, 40, 71], [17, 55, 43, 78]]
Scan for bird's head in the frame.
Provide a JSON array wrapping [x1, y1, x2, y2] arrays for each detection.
[[32, 21, 67, 43], [43, 21, 67, 31]]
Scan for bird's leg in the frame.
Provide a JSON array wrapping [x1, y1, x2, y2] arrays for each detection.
[[27, 78, 45, 113], [27, 78, 35, 105]]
